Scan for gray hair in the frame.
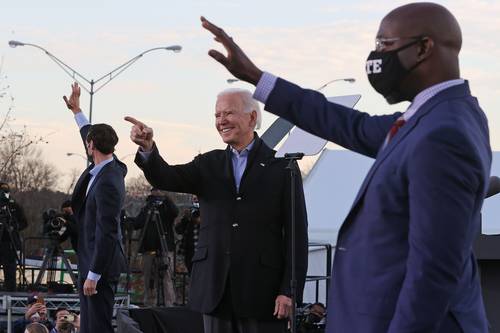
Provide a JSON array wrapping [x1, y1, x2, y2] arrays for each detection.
[[217, 88, 262, 130]]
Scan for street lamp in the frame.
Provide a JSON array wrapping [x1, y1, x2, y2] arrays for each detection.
[[66, 152, 88, 169], [66, 152, 87, 160], [227, 77, 355, 91], [8, 40, 182, 124], [119, 153, 135, 161], [316, 77, 355, 91]]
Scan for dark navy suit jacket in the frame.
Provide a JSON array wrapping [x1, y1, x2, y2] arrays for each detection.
[[71, 125, 127, 281], [265, 78, 491, 332]]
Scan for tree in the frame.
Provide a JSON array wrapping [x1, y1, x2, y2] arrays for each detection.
[[0, 57, 56, 192]]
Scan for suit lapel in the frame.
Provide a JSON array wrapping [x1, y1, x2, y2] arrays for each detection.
[[224, 147, 238, 195]]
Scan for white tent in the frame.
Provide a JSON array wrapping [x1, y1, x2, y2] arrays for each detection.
[[301, 149, 500, 304]]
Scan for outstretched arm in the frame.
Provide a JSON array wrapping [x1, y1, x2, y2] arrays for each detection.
[[201, 17, 396, 157], [63, 82, 92, 160]]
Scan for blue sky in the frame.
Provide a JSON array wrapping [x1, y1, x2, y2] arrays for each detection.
[[1, 0, 499, 188]]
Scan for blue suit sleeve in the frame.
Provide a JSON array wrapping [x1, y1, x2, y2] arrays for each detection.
[[265, 77, 400, 158], [90, 177, 124, 274], [388, 126, 485, 332]]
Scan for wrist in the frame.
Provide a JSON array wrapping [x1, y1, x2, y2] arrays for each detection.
[[72, 108, 82, 115], [248, 68, 263, 86], [141, 142, 154, 152]]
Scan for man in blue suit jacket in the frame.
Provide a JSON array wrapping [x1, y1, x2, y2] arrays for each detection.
[[202, 2, 491, 332], [64, 83, 127, 333]]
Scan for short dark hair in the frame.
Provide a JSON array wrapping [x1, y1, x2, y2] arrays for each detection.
[[52, 307, 68, 320], [86, 123, 118, 154]]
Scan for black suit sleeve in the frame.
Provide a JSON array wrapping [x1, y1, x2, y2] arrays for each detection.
[[134, 143, 202, 195], [90, 178, 123, 275], [280, 161, 308, 304]]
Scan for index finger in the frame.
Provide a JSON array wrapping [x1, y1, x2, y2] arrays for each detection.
[[124, 116, 145, 129]]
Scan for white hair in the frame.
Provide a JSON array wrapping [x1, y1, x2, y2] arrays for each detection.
[[217, 88, 262, 130]]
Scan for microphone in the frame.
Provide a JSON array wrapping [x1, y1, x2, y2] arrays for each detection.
[[486, 176, 500, 198]]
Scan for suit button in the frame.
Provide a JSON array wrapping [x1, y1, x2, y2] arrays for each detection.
[[225, 250, 231, 255], [232, 223, 239, 227], [236, 196, 242, 201]]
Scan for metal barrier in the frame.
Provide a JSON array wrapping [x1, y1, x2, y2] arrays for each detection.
[[305, 242, 333, 306]]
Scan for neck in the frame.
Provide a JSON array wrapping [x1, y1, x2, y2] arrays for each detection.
[[93, 152, 113, 165], [232, 132, 256, 153]]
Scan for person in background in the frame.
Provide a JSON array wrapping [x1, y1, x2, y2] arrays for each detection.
[[0, 181, 28, 291], [13, 295, 54, 333], [175, 195, 201, 274], [24, 323, 49, 333]]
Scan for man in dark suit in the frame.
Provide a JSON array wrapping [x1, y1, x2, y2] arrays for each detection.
[[202, 2, 491, 332], [134, 188, 179, 306], [0, 181, 27, 291], [63, 83, 127, 333], [125, 88, 308, 333]]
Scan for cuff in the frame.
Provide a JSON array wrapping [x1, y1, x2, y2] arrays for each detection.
[[74, 112, 90, 129], [137, 147, 152, 161], [253, 72, 278, 104], [87, 271, 101, 282]]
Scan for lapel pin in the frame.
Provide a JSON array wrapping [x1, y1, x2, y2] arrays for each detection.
[[260, 162, 266, 167]]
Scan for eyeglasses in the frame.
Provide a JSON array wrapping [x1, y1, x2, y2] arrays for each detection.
[[375, 36, 422, 51]]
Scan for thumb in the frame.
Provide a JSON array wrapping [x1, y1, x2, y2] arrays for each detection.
[[208, 50, 229, 67]]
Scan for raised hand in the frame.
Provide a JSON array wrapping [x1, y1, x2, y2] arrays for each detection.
[[63, 82, 81, 114], [124, 116, 154, 152], [201, 16, 263, 85]]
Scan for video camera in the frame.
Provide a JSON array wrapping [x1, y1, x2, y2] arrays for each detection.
[[42, 208, 68, 239], [0, 189, 15, 229], [0, 188, 13, 207]]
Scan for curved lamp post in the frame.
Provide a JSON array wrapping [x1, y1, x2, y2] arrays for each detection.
[[9, 40, 182, 124]]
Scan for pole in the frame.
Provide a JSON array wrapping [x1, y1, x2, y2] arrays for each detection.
[[285, 152, 304, 333]]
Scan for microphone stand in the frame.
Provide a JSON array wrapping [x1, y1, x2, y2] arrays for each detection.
[[284, 152, 304, 333]]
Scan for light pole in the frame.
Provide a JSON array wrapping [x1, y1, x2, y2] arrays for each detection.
[[227, 77, 355, 91], [316, 77, 355, 91], [66, 152, 87, 161], [8, 40, 182, 124]]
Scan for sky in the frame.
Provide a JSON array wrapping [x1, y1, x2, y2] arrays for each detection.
[[1, 0, 499, 189]]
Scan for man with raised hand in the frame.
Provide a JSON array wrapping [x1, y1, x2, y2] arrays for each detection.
[[201, 2, 491, 332], [125, 88, 308, 333], [63, 83, 127, 333]]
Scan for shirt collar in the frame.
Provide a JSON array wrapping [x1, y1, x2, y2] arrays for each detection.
[[90, 156, 114, 177], [230, 139, 255, 156], [403, 78, 465, 121]]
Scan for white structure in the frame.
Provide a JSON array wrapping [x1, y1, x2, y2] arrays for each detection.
[[301, 149, 500, 304]]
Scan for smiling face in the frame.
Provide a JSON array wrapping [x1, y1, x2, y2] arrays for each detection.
[[215, 92, 256, 151]]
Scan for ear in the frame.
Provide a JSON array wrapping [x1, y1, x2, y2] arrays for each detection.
[[249, 110, 257, 128], [417, 36, 434, 61]]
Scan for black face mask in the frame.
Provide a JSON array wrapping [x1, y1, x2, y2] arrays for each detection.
[[366, 38, 423, 104]]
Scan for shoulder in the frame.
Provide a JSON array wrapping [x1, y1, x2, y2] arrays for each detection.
[[195, 149, 227, 163]]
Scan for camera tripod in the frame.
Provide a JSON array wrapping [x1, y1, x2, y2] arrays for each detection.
[[134, 203, 172, 306], [0, 205, 28, 289], [34, 237, 77, 288]]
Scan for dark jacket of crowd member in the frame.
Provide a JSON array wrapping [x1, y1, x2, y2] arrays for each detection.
[[134, 192, 179, 253], [175, 205, 201, 274]]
